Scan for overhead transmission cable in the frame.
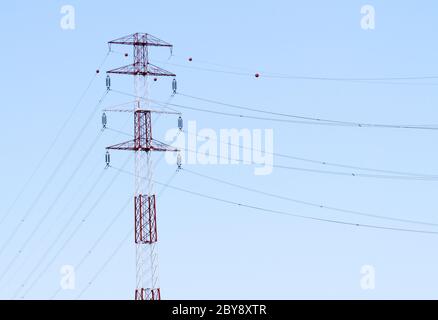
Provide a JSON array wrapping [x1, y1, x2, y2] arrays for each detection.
[[0, 52, 110, 226], [181, 167, 438, 227], [16, 155, 131, 298], [15, 111, 144, 298], [0, 89, 110, 263], [109, 165, 438, 236], [104, 122, 438, 180], [181, 129, 438, 179], [75, 229, 131, 300], [111, 89, 438, 131], [153, 58, 438, 86], [0, 130, 106, 284], [3, 154, 105, 289], [177, 92, 438, 129], [183, 145, 438, 181], [155, 138, 438, 182], [36, 195, 131, 300], [11, 168, 108, 299], [104, 126, 438, 181]]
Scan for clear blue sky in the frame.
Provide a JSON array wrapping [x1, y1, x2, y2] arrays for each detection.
[[1, 0, 438, 299]]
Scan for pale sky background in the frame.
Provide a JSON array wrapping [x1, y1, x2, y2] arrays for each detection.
[[1, 1, 438, 299]]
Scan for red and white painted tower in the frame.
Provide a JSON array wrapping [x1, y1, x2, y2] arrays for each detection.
[[106, 33, 177, 300]]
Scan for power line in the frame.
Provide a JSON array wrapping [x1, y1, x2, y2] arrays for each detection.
[[105, 125, 438, 180], [180, 129, 438, 179], [177, 92, 438, 129], [72, 102, 438, 298], [0, 130, 105, 284], [181, 167, 438, 227], [44, 195, 131, 300], [153, 59, 438, 85], [106, 127, 132, 137], [106, 126, 438, 181], [9, 167, 107, 297], [12, 117, 139, 298], [161, 99, 438, 130], [2, 150, 105, 290], [0, 90, 110, 261], [112, 89, 438, 131], [17, 155, 132, 298], [109, 165, 438, 235], [76, 228, 131, 300], [0, 132, 102, 281], [0, 52, 110, 226], [272, 163, 438, 181], [154, 98, 438, 130], [158, 140, 438, 181]]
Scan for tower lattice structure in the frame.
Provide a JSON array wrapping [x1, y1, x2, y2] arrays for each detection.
[[106, 33, 177, 300]]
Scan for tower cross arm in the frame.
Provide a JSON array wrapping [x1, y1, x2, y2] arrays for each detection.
[[108, 33, 173, 48], [107, 63, 176, 77]]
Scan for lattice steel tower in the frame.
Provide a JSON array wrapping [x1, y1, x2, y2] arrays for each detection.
[[106, 33, 177, 300]]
